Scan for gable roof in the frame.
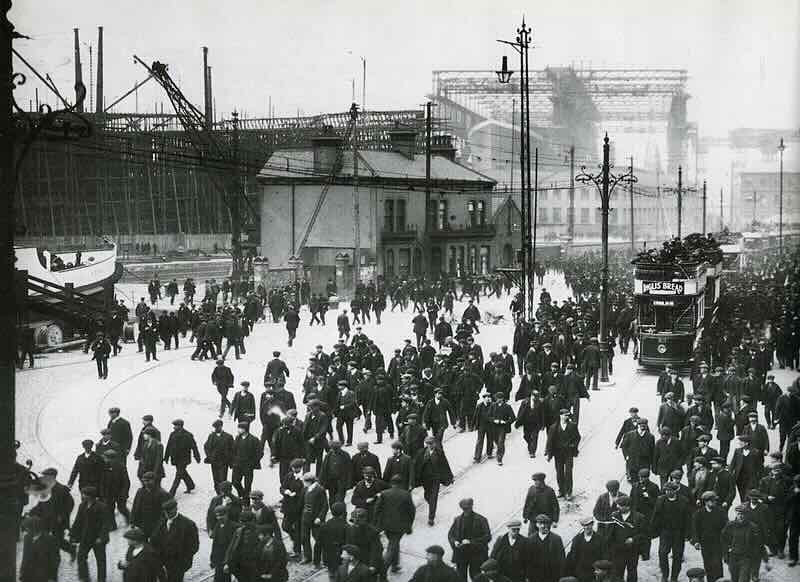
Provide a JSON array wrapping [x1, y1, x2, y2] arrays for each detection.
[[492, 195, 521, 222], [258, 148, 496, 185]]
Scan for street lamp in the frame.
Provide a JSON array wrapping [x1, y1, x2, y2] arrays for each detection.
[[575, 133, 636, 385], [778, 137, 785, 254], [497, 18, 534, 321]]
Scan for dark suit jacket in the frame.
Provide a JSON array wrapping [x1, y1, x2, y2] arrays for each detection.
[[413, 446, 454, 487], [490, 534, 530, 582], [123, 543, 162, 582], [108, 417, 134, 454], [134, 425, 161, 460], [529, 532, 565, 582], [374, 486, 415, 534], [447, 511, 491, 564], [382, 453, 413, 489], [545, 421, 581, 458], [137, 440, 164, 479], [336, 562, 374, 582], [20, 532, 60, 582], [68, 451, 104, 489], [566, 532, 606, 582], [164, 429, 200, 466], [150, 513, 200, 572], [203, 431, 234, 465], [70, 499, 109, 545], [300, 484, 329, 524], [231, 433, 263, 471]]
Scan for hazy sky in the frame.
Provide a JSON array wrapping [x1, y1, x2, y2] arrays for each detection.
[[11, 0, 800, 137]]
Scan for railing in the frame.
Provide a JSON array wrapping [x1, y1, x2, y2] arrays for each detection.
[[429, 223, 496, 237], [381, 225, 418, 241]]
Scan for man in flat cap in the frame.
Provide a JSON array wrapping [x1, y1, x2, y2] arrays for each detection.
[[592, 560, 614, 582], [565, 516, 605, 582], [651, 482, 691, 582], [303, 399, 330, 474], [413, 436, 453, 526], [546, 408, 581, 499], [231, 381, 256, 425], [130, 472, 171, 540], [118, 527, 161, 582], [721, 504, 768, 582], [474, 558, 511, 582], [729, 435, 764, 503], [741, 412, 769, 455], [107, 407, 133, 458], [523, 473, 559, 535], [134, 415, 160, 463], [69, 486, 109, 582], [653, 427, 682, 488], [490, 521, 529, 582], [607, 496, 647, 582], [211, 359, 235, 418], [231, 421, 263, 501], [374, 474, 415, 574], [30, 467, 75, 558], [68, 439, 104, 492], [150, 498, 199, 582], [529, 514, 565, 582], [489, 392, 516, 466], [164, 419, 201, 497], [691, 491, 726, 582], [336, 544, 373, 582], [409, 545, 460, 582], [204, 419, 234, 489], [448, 498, 491, 582], [620, 418, 655, 483]]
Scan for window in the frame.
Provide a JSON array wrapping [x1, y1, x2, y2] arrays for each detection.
[[594, 208, 601, 224], [438, 200, 448, 230], [539, 207, 548, 223], [610, 209, 617, 224], [478, 201, 486, 225], [540, 190, 548, 201], [396, 199, 406, 232], [581, 189, 588, 201], [552, 189, 561, 201], [385, 249, 395, 275], [505, 204, 512, 235], [552, 207, 562, 224], [480, 246, 490, 274], [467, 200, 477, 227], [580, 208, 589, 224], [384, 199, 395, 232]]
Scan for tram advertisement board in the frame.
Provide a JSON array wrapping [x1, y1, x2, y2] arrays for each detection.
[[634, 279, 697, 295]]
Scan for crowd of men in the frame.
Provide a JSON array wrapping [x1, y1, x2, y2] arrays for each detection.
[[12, 242, 800, 582]]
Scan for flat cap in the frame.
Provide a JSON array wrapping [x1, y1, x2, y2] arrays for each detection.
[[458, 498, 474, 509], [535, 514, 553, 524], [80, 486, 98, 497], [237, 421, 250, 429], [579, 516, 595, 526], [212, 419, 224, 428], [532, 472, 546, 481], [616, 496, 631, 508], [142, 414, 154, 421], [700, 491, 718, 501], [172, 419, 184, 427], [161, 498, 178, 510], [506, 519, 522, 528], [628, 407, 639, 413], [686, 567, 706, 579], [108, 407, 120, 414], [480, 559, 499, 573], [593, 560, 614, 571], [123, 527, 147, 542], [425, 545, 445, 557]]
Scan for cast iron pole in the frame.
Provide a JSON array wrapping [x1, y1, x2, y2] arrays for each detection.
[[779, 138, 785, 254], [677, 165, 683, 239], [702, 179, 707, 234], [629, 155, 634, 252], [599, 135, 611, 382]]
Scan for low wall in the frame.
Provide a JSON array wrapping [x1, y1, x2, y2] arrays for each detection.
[[19, 234, 232, 255]]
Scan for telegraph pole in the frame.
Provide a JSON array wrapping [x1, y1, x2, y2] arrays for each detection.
[[677, 166, 683, 238], [2, 2, 19, 578], [351, 102, 360, 290], [629, 156, 634, 252], [568, 145, 575, 243], [778, 137, 785, 253], [752, 190, 757, 225], [424, 101, 432, 274], [701, 179, 707, 233], [719, 188, 723, 231], [230, 111, 242, 286]]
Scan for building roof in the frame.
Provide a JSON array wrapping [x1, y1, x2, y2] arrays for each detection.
[[491, 195, 521, 222], [258, 149, 496, 186]]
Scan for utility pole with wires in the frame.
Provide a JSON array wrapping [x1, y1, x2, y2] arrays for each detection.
[[510, 99, 515, 193], [351, 102, 360, 290], [701, 179, 707, 233], [424, 100, 433, 274], [719, 188, 723, 231], [568, 145, 575, 243], [629, 155, 634, 252], [663, 165, 696, 238]]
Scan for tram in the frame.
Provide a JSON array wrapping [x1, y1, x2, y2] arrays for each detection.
[[634, 258, 716, 369]]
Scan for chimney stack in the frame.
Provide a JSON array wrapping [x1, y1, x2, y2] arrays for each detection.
[[388, 123, 417, 159], [203, 47, 212, 129], [311, 128, 343, 174]]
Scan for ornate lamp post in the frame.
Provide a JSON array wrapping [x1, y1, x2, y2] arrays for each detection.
[[778, 137, 785, 254], [497, 18, 534, 321], [575, 134, 636, 384]]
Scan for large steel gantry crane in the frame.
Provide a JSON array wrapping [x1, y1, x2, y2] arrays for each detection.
[[133, 56, 257, 284]]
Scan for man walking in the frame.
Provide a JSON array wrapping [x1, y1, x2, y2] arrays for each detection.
[[546, 409, 581, 499], [414, 436, 454, 526], [447, 498, 491, 582], [164, 419, 201, 497]]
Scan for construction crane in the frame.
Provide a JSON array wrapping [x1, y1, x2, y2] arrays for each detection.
[[133, 56, 257, 284], [296, 102, 359, 256]]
